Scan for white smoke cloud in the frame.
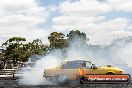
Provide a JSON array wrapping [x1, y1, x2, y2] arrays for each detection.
[[19, 50, 64, 85], [113, 43, 132, 67], [19, 36, 132, 85]]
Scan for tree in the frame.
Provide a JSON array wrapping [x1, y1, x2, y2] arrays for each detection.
[[48, 32, 67, 49], [26, 39, 48, 55], [66, 30, 89, 47], [1, 37, 26, 64], [1, 37, 49, 63]]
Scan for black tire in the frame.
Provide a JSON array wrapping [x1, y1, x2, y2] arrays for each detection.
[[79, 76, 85, 84]]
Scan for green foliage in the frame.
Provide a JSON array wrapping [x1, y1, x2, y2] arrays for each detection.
[[0, 30, 89, 64], [67, 30, 88, 41], [1, 37, 48, 63], [8, 37, 26, 43], [26, 39, 48, 56], [0, 49, 4, 60], [67, 30, 89, 47], [2, 37, 26, 63], [48, 32, 67, 49]]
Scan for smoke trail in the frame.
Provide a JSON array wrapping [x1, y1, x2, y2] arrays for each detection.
[[19, 50, 64, 85], [19, 36, 132, 85]]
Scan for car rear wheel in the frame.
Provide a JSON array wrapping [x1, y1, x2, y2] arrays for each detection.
[[78, 76, 85, 84]]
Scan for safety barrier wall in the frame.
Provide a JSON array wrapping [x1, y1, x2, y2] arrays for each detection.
[[0, 69, 17, 79]]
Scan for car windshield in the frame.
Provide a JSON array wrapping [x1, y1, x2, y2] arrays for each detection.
[[85, 61, 93, 68]]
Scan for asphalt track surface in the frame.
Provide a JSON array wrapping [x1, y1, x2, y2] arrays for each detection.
[[0, 78, 132, 88]]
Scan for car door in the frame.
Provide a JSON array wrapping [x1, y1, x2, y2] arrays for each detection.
[[60, 61, 79, 80], [85, 62, 102, 74]]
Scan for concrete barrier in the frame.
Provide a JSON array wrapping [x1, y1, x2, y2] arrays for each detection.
[[0, 69, 16, 79]]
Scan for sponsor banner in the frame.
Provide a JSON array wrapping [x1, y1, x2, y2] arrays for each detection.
[[85, 74, 131, 83]]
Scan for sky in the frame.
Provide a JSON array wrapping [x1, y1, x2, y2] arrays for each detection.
[[0, 0, 132, 45]]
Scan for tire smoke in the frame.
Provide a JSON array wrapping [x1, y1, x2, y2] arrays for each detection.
[[19, 36, 132, 85]]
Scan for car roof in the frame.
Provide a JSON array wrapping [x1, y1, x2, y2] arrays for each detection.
[[65, 60, 87, 63]]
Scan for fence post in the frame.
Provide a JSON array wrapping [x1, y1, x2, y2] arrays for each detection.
[[12, 71, 16, 80]]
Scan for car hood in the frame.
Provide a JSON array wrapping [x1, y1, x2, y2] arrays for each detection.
[[98, 66, 124, 72]]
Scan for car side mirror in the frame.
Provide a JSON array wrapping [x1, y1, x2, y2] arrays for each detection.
[[91, 65, 97, 69], [93, 66, 97, 69]]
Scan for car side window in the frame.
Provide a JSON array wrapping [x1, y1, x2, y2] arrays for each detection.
[[61, 61, 79, 69]]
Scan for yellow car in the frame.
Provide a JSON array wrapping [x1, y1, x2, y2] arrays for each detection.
[[44, 60, 123, 80]]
